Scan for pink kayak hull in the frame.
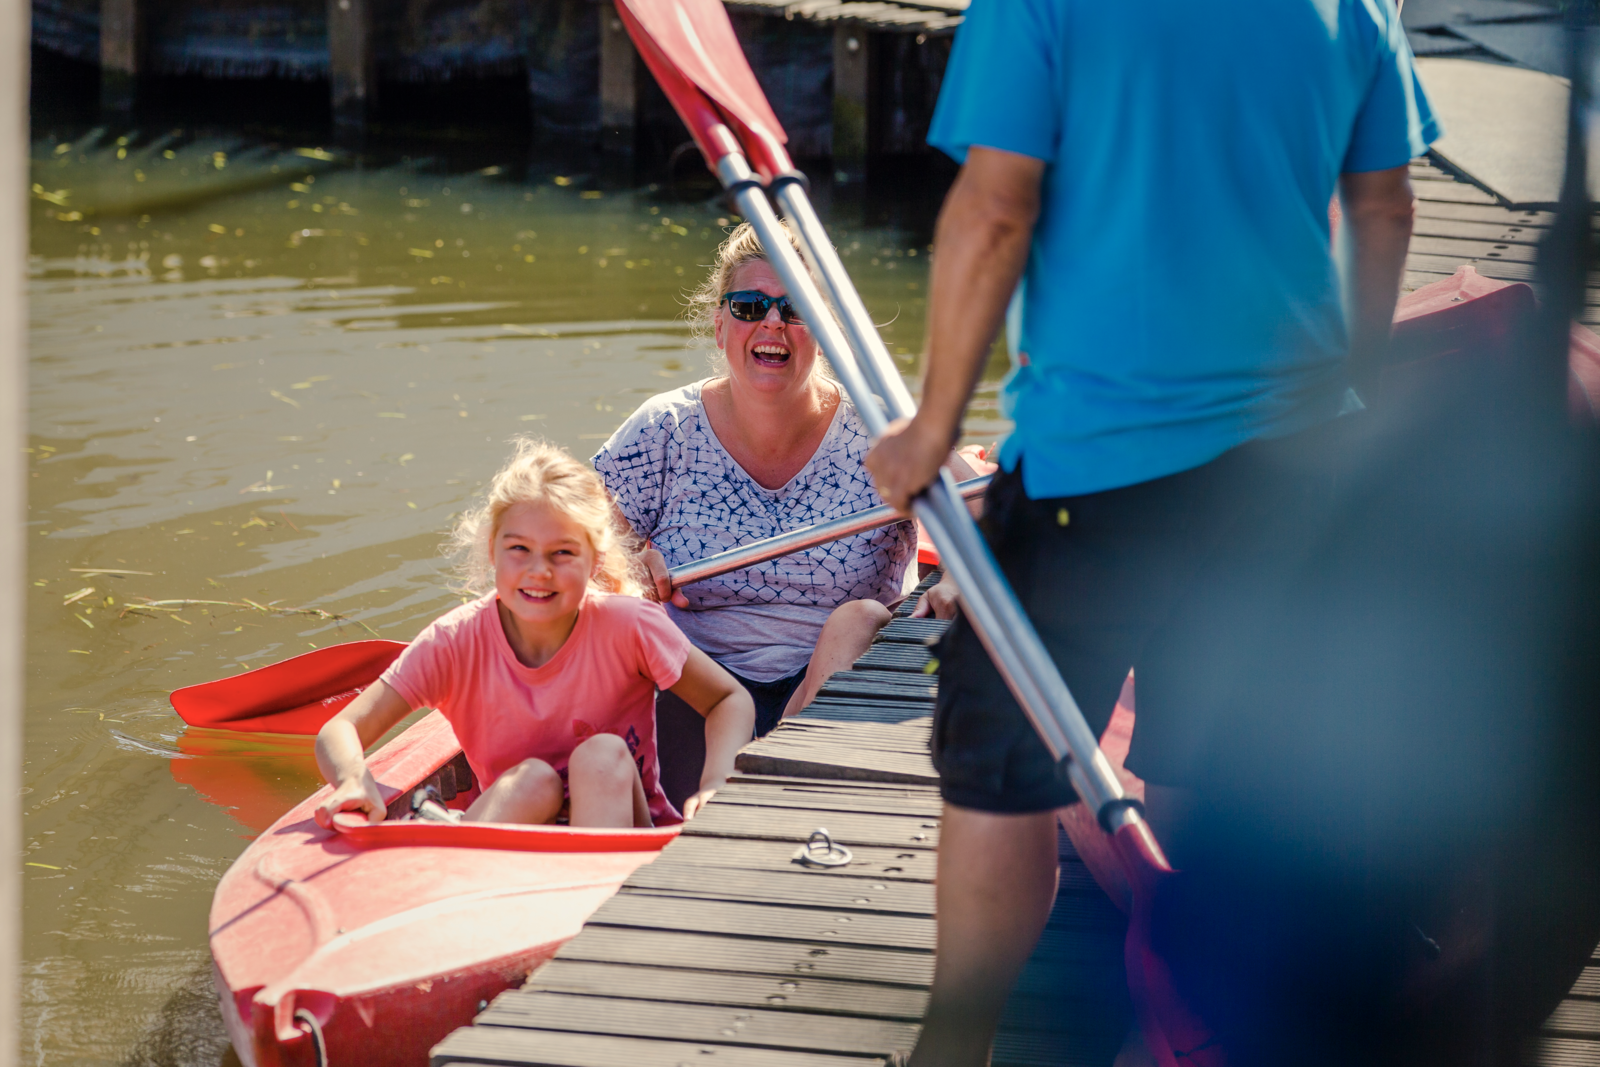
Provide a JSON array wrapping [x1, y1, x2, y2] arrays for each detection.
[[209, 710, 678, 1067]]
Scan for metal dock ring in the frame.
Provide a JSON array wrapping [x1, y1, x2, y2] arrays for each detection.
[[793, 828, 853, 868]]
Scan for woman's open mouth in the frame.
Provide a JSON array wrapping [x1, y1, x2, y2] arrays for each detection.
[[751, 343, 790, 367]]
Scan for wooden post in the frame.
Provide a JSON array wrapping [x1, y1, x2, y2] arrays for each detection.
[[328, 0, 375, 130], [0, 2, 23, 1065], [832, 23, 870, 184], [599, 10, 637, 163], [99, 0, 142, 113]]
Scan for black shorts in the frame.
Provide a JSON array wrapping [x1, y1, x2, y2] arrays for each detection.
[[654, 664, 806, 810], [932, 423, 1341, 814]]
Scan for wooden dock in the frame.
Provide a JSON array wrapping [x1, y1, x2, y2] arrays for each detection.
[[429, 572, 1128, 1067], [430, 159, 1600, 1067]]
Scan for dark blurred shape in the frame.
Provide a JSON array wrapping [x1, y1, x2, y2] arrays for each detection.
[[1130, 12, 1600, 1057]]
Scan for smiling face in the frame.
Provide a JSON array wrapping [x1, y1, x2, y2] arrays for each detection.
[[712, 259, 822, 394], [491, 499, 597, 639]]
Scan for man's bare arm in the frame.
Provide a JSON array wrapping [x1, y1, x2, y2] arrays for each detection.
[[865, 147, 1045, 512], [1338, 165, 1414, 399]]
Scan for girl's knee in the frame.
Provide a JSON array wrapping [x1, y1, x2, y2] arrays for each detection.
[[568, 733, 635, 781], [498, 757, 563, 799]]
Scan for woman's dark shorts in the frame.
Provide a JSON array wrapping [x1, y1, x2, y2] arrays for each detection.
[[654, 664, 806, 810], [933, 424, 1340, 814]]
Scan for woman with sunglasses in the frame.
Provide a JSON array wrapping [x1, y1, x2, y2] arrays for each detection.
[[594, 222, 966, 756]]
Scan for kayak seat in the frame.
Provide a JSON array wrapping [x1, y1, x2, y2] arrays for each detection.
[[383, 750, 476, 822]]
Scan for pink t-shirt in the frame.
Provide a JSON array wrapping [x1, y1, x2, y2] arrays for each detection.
[[380, 590, 692, 825]]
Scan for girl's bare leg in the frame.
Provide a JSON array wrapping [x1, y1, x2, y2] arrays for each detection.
[[780, 598, 893, 719], [464, 757, 564, 824], [568, 733, 651, 828]]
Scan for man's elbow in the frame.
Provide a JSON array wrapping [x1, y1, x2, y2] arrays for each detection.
[[947, 148, 1044, 235], [1340, 166, 1416, 229]]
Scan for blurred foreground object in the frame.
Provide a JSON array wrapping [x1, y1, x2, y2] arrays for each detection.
[[1133, 12, 1600, 1063], [1, 0, 24, 1061]]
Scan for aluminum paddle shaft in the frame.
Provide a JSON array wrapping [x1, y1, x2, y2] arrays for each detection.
[[669, 474, 991, 588], [712, 154, 1130, 822]]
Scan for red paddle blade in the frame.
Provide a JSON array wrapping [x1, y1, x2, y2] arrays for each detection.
[[169, 640, 407, 735], [170, 730, 320, 832], [1113, 821, 1227, 1067], [614, 0, 791, 177]]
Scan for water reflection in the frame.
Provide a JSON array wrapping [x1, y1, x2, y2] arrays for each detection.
[[27, 126, 1006, 1066]]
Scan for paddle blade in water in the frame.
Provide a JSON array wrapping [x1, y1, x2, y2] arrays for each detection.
[[169, 640, 408, 734]]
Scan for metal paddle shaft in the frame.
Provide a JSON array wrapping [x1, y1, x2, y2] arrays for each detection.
[[669, 474, 991, 588], [710, 151, 1131, 823]]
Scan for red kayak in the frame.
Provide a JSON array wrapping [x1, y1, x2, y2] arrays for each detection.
[[208, 709, 679, 1067]]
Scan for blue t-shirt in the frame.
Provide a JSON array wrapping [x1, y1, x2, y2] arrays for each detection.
[[929, 0, 1438, 497]]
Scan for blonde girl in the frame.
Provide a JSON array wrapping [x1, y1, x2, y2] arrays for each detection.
[[314, 438, 754, 828]]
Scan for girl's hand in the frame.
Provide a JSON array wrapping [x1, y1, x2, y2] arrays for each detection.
[[314, 772, 385, 829], [682, 780, 725, 819]]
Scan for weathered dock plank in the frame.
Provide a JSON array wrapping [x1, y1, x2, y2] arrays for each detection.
[[735, 717, 939, 783], [852, 642, 936, 673], [586, 893, 938, 951], [621, 833, 940, 882], [526, 958, 930, 1020], [622, 861, 937, 915], [473, 992, 920, 1057], [553, 925, 937, 987], [434, 1029, 886, 1067], [680, 798, 941, 848]]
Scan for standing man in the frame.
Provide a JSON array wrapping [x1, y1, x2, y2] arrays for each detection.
[[865, 1, 1433, 1064]]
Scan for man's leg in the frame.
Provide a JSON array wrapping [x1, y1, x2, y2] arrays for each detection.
[[909, 804, 1061, 1067]]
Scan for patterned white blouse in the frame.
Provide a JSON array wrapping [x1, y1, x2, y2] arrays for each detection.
[[593, 379, 914, 682]]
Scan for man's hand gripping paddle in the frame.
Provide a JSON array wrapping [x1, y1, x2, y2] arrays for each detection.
[[611, 0, 1225, 1061]]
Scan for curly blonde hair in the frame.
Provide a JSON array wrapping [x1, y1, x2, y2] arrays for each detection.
[[685, 221, 833, 379], [448, 438, 644, 598]]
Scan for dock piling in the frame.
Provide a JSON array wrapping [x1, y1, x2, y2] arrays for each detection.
[[328, 0, 375, 131], [98, 0, 142, 114], [832, 24, 870, 184], [600, 11, 639, 176]]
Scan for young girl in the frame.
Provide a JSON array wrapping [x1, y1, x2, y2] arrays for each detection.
[[313, 438, 755, 829]]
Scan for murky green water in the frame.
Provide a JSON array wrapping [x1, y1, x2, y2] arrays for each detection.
[[25, 128, 1007, 1066]]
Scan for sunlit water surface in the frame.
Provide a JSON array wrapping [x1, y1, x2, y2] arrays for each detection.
[[25, 129, 1009, 1066]]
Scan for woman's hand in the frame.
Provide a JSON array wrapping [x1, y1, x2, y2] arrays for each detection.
[[642, 545, 690, 609], [315, 770, 385, 828], [682, 779, 725, 819], [911, 575, 961, 620]]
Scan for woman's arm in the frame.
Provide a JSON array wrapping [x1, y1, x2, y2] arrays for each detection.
[[313, 679, 415, 827], [666, 646, 756, 817]]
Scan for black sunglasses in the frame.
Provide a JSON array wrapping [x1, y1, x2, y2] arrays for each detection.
[[721, 290, 804, 325]]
